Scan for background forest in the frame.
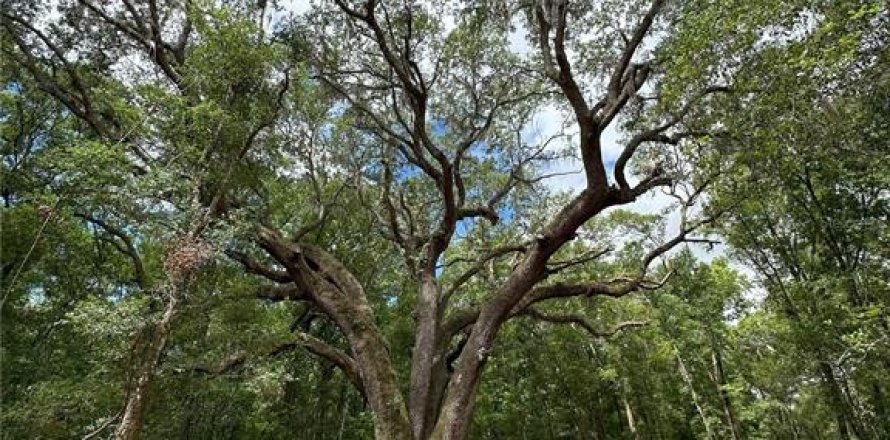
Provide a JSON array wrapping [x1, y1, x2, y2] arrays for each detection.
[[1, 0, 888, 439]]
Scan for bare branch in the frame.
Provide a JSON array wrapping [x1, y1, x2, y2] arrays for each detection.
[[546, 247, 612, 275], [184, 333, 364, 396], [521, 307, 647, 338], [227, 250, 292, 283], [75, 212, 146, 288], [604, 0, 665, 107], [442, 244, 528, 304], [442, 271, 666, 339]]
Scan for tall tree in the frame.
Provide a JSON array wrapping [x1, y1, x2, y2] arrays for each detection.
[[3, 0, 887, 439]]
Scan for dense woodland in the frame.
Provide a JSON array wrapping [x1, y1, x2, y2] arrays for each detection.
[[1, 0, 888, 439]]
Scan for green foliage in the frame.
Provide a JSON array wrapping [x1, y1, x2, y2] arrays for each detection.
[[2, 0, 888, 438]]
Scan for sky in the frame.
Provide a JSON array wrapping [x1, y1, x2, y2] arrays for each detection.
[[276, 0, 751, 277]]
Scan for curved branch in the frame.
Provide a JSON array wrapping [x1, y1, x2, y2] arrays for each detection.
[[75, 213, 146, 288], [255, 285, 308, 302], [227, 249, 291, 283], [521, 307, 647, 338], [186, 332, 365, 397], [442, 244, 527, 305]]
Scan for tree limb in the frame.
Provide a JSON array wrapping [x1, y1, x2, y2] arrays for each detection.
[[521, 307, 647, 338]]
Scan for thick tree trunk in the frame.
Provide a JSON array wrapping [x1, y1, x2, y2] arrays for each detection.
[[337, 303, 413, 440], [429, 190, 612, 440], [430, 272, 542, 440], [409, 275, 443, 439], [115, 294, 178, 440]]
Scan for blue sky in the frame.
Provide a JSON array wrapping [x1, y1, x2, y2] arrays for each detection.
[[277, 0, 747, 273]]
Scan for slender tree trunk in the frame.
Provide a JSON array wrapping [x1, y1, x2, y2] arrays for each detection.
[[818, 362, 853, 440], [779, 404, 801, 440], [839, 371, 869, 439], [710, 345, 742, 440], [115, 294, 178, 440], [870, 382, 889, 439], [313, 365, 334, 440], [336, 380, 350, 440], [621, 390, 641, 440], [674, 346, 714, 440], [177, 395, 197, 440]]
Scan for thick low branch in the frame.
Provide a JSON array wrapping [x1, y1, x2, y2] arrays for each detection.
[[442, 265, 675, 339]]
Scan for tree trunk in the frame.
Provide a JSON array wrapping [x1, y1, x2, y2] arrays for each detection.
[[336, 380, 350, 440], [313, 365, 334, 440], [818, 362, 854, 440], [429, 190, 612, 440], [674, 346, 714, 440], [710, 345, 742, 440], [621, 390, 641, 440], [870, 382, 889, 439], [409, 275, 443, 439], [838, 370, 869, 439], [340, 306, 413, 440], [256, 237, 413, 439], [115, 294, 178, 440]]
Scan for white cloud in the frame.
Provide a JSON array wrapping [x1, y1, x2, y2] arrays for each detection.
[[278, 0, 313, 15], [507, 18, 531, 55]]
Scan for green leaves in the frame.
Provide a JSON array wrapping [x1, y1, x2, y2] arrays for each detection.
[[2, 0, 888, 438]]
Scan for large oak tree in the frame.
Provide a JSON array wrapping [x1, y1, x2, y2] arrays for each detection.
[[5, 0, 884, 439]]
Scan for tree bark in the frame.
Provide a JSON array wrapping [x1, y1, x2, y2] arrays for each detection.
[[621, 387, 641, 440], [115, 294, 178, 440], [409, 275, 443, 439], [257, 235, 413, 440], [674, 345, 714, 440], [710, 344, 743, 440], [818, 362, 854, 440], [429, 190, 616, 439]]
